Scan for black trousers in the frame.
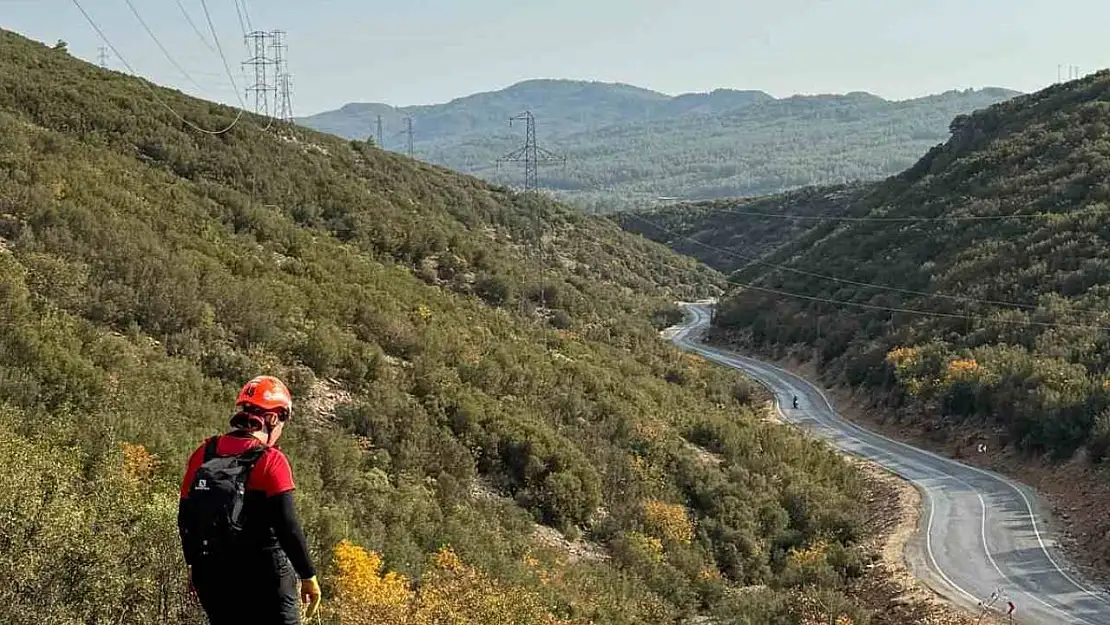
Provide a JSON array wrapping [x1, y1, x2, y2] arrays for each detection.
[[193, 550, 300, 625]]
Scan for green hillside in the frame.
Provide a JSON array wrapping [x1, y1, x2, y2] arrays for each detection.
[[299, 81, 1019, 211], [710, 70, 1110, 469], [0, 30, 875, 625], [613, 184, 871, 274]]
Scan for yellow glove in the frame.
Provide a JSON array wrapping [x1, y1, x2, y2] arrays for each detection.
[[300, 576, 322, 619]]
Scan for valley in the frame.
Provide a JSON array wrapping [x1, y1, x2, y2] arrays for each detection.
[[2, 2, 1108, 622], [625, 67, 1110, 622]]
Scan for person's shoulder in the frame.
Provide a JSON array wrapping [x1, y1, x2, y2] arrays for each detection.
[[186, 436, 213, 462], [262, 444, 289, 459], [259, 445, 293, 470], [252, 445, 296, 495]]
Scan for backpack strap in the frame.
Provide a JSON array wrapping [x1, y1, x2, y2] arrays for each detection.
[[202, 435, 221, 462], [239, 443, 270, 464]]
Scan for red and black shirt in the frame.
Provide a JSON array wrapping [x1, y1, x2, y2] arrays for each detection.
[[178, 431, 315, 579]]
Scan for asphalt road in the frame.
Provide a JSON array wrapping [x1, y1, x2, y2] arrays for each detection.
[[666, 303, 1110, 625]]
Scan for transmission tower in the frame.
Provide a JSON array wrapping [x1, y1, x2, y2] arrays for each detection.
[[376, 114, 383, 147], [270, 30, 294, 122], [496, 111, 566, 194], [404, 117, 414, 158], [97, 45, 109, 68], [243, 30, 277, 117]]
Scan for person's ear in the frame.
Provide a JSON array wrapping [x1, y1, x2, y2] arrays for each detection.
[[265, 412, 282, 429]]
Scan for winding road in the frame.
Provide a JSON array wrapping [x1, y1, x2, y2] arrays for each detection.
[[666, 303, 1110, 625]]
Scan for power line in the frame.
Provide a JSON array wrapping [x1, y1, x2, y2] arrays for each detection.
[[496, 111, 566, 193], [229, 0, 253, 56], [238, 0, 255, 33], [622, 211, 1107, 317], [673, 204, 1110, 223], [578, 230, 1110, 333], [198, 0, 247, 110], [725, 272, 1110, 332], [123, 0, 208, 93], [173, 0, 217, 54], [69, 0, 246, 135]]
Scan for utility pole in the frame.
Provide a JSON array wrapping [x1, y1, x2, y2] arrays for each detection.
[[97, 45, 109, 68], [243, 30, 277, 117], [270, 30, 294, 122], [376, 114, 384, 148], [495, 111, 567, 194]]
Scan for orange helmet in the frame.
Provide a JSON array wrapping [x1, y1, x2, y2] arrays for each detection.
[[236, 375, 293, 418]]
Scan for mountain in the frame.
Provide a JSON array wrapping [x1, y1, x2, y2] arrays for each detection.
[[0, 29, 885, 625], [612, 183, 872, 273], [695, 70, 1110, 567], [298, 80, 1020, 210], [299, 79, 773, 145]]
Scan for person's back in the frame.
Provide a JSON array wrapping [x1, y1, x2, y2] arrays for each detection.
[[178, 375, 322, 625]]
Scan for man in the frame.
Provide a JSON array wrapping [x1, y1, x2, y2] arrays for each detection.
[[178, 375, 322, 624]]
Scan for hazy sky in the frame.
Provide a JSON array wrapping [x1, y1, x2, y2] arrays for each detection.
[[3, 0, 1108, 115]]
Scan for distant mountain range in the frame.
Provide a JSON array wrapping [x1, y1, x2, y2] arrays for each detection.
[[298, 79, 1021, 211]]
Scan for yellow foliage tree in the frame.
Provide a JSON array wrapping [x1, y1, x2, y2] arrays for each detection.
[[413, 304, 433, 323], [120, 441, 158, 485], [944, 357, 980, 382], [411, 547, 574, 625], [328, 542, 579, 625], [786, 538, 829, 569], [885, 346, 919, 367], [886, 346, 926, 395], [330, 540, 413, 625], [641, 499, 694, 545]]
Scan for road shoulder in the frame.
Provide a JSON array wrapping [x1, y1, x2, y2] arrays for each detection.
[[849, 459, 1007, 625]]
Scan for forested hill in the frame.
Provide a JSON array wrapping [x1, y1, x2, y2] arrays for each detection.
[[0, 29, 878, 625], [613, 183, 873, 274], [299, 80, 1019, 211], [712, 69, 1110, 470]]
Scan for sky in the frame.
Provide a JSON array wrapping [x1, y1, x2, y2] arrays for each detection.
[[2, 0, 1108, 115]]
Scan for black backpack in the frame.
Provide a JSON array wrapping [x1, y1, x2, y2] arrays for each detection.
[[180, 435, 269, 563]]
